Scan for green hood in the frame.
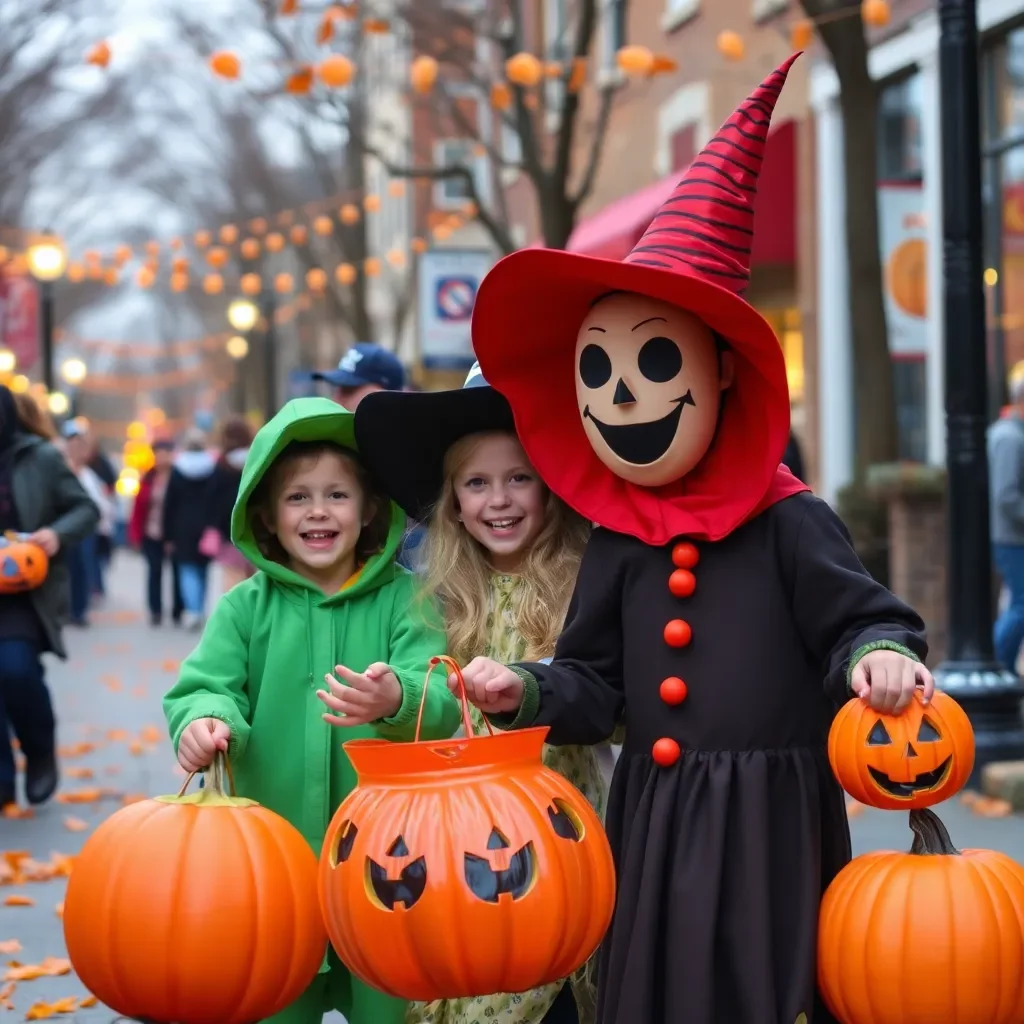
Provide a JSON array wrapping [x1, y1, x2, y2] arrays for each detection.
[[230, 396, 405, 599]]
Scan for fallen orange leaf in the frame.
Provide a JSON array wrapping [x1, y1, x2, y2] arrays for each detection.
[[960, 789, 980, 805], [3, 894, 34, 906], [132, 685, 148, 697], [57, 742, 96, 758], [141, 725, 163, 743], [54, 902, 64, 919], [128, 740, 145, 756], [55, 788, 102, 804], [25, 1002, 56, 1019], [105, 729, 128, 741], [162, 659, 180, 671], [78, 994, 98, 1007], [121, 793, 147, 806], [65, 767, 93, 780], [100, 674, 123, 692], [2, 851, 29, 870], [63, 816, 89, 832], [0, 939, 20, 953], [1, 803, 32, 819]]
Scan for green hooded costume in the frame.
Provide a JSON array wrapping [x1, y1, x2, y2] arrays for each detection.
[[163, 398, 461, 1024]]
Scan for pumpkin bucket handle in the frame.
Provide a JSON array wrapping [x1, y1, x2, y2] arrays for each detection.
[[415, 655, 495, 743], [176, 749, 237, 798]]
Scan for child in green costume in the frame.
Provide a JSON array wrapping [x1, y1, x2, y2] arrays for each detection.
[[163, 397, 462, 1024]]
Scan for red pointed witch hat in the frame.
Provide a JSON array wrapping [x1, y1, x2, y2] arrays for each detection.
[[472, 55, 807, 546]]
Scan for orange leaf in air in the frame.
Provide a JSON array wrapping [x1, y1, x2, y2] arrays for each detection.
[[3, 894, 34, 907], [63, 817, 89, 832], [0, 940, 20, 953]]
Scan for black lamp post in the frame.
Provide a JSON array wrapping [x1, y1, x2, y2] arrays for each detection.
[[933, 0, 1024, 783], [24, 233, 67, 394], [262, 290, 277, 417]]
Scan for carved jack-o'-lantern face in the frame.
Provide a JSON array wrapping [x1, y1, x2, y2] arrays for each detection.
[[0, 537, 48, 595], [574, 292, 732, 487], [827, 690, 975, 811]]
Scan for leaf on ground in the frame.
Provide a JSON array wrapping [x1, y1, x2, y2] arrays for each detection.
[[99, 675, 123, 692], [140, 725, 163, 743], [64, 767, 93, 780], [973, 796, 1013, 818], [3, 895, 34, 907], [105, 729, 128, 742], [121, 793, 147, 806], [131, 685, 148, 697], [5, 957, 71, 982], [55, 788, 102, 804], [128, 740, 145, 756], [162, 659, 180, 672], [56, 742, 96, 758], [2, 852, 29, 872], [77, 994, 98, 1007], [1, 804, 32, 819], [54, 902, 63, 919], [62, 817, 89, 833], [0, 940, 20, 954], [960, 789, 980, 805], [104, 765, 122, 776]]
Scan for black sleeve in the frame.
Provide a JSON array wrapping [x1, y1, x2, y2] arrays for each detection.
[[783, 495, 928, 705], [508, 528, 626, 745]]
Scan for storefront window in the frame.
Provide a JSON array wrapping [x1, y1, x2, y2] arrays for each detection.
[[878, 74, 923, 181], [761, 308, 804, 425]]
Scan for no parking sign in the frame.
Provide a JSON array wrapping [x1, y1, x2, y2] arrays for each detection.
[[417, 249, 493, 369]]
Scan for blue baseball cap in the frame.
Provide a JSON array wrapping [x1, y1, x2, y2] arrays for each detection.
[[313, 343, 406, 391]]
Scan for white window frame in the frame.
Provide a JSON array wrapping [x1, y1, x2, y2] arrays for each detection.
[[598, 0, 625, 77], [655, 80, 711, 177], [432, 139, 489, 209], [661, 0, 700, 33], [751, 0, 788, 20]]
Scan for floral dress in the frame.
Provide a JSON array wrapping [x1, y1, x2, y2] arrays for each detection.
[[408, 572, 612, 1024]]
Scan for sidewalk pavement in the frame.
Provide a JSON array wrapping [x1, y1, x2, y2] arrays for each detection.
[[1, 553, 1023, 1021]]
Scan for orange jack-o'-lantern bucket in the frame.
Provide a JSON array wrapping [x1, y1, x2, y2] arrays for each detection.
[[0, 532, 48, 594], [318, 655, 616, 1001]]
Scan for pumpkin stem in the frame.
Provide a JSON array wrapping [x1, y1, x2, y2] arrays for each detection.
[[909, 808, 960, 855]]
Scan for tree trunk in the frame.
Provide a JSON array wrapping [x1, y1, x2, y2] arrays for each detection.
[[804, 1, 899, 473], [341, 91, 374, 344]]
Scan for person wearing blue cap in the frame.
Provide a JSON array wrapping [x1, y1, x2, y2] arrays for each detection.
[[312, 342, 406, 412]]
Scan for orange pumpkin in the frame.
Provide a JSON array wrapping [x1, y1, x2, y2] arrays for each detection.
[[64, 755, 326, 1024], [319, 657, 615, 1001], [0, 534, 48, 593], [828, 690, 974, 810], [818, 808, 1024, 1023]]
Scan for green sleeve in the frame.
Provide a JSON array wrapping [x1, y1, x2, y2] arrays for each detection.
[[376, 576, 461, 741], [41, 446, 100, 548], [162, 591, 253, 760]]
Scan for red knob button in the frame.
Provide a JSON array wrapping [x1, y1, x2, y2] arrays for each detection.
[[669, 569, 696, 598], [664, 619, 692, 647], [652, 737, 681, 767], [672, 542, 699, 569], [660, 677, 688, 705]]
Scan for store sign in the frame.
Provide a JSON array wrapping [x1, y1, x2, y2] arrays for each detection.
[[0, 270, 39, 371], [878, 182, 928, 355], [416, 249, 493, 369]]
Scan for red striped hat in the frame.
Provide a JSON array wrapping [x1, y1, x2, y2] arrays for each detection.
[[471, 55, 806, 545]]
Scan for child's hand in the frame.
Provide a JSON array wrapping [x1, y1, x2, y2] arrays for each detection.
[[318, 663, 402, 727], [177, 718, 231, 772], [850, 650, 935, 713], [454, 657, 525, 715]]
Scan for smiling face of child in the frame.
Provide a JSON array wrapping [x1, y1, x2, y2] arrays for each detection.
[[267, 450, 372, 590], [451, 432, 547, 574]]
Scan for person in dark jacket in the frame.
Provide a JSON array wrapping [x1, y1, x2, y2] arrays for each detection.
[[0, 385, 99, 809], [204, 415, 254, 591], [128, 439, 182, 626], [162, 428, 216, 631]]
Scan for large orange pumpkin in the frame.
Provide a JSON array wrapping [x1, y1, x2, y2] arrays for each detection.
[[0, 533, 48, 594], [828, 689, 974, 810], [818, 808, 1024, 1023], [64, 755, 326, 1024], [319, 656, 615, 1001]]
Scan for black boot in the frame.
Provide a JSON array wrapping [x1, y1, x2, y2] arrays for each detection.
[[24, 752, 58, 805]]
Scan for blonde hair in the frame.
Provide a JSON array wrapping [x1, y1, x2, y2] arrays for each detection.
[[421, 431, 590, 664], [13, 392, 56, 440]]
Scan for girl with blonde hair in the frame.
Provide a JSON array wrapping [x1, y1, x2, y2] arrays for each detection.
[[355, 363, 610, 1024]]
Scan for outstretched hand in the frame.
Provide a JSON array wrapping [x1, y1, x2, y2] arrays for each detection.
[[452, 657, 525, 715], [318, 662, 402, 727]]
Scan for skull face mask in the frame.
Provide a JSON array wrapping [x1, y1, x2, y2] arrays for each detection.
[[575, 292, 733, 487]]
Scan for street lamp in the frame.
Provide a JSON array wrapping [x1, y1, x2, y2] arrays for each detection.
[[60, 357, 87, 419], [227, 298, 259, 333], [226, 335, 249, 414], [47, 392, 69, 417], [25, 232, 67, 395], [933, 0, 1024, 782], [0, 349, 16, 375], [225, 335, 249, 360]]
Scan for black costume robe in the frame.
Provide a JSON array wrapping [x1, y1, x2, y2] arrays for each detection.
[[506, 492, 928, 1024]]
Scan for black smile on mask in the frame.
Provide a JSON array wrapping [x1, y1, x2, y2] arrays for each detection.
[[583, 390, 695, 466]]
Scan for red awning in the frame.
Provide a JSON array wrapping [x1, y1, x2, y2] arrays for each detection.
[[565, 120, 797, 265]]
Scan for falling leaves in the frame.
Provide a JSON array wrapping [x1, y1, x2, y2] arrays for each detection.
[[3, 894, 35, 907], [62, 817, 89, 833], [55, 788, 103, 805], [4, 957, 71, 981]]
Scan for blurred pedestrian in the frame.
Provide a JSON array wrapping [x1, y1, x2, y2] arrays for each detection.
[[128, 439, 183, 627], [312, 342, 405, 411], [782, 429, 806, 483], [12, 393, 57, 441], [989, 373, 1024, 671], [201, 415, 255, 592], [61, 421, 114, 623], [163, 427, 216, 630], [0, 385, 98, 808]]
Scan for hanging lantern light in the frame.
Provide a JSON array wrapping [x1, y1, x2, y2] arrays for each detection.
[[410, 55, 438, 94], [387, 181, 406, 199], [67, 263, 86, 283], [545, 61, 562, 79], [206, 247, 229, 268], [716, 31, 745, 60], [170, 271, 189, 293], [220, 225, 239, 244], [340, 204, 360, 225], [306, 268, 328, 292], [335, 263, 356, 285], [790, 19, 814, 48], [249, 217, 268, 235], [279, 0, 298, 13], [410, 238, 428, 254], [265, 232, 286, 253], [363, 257, 381, 277], [274, 272, 294, 294], [203, 273, 225, 295], [194, 229, 212, 248], [172, 255, 189, 275], [86, 41, 111, 68], [136, 267, 155, 289], [286, 67, 314, 94], [277, 210, 294, 227], [318, 55, 355, 88], [241, 238, 261, 260], [113, 244, 132, 266], [861, 0, 891, 26], [568, 57, 587, 93], [433, 224, 453, 242], [505, 52, 543, 87], [314, 215, 334, 236], [386, 249, 405, 269], [240, 273, 262, 296], [209, 51, 242, 80], [145, 240, 160, 257], [615, 45, 655, 76], [290, 225, 308, 245], [103, 267, 119, 286], [363, 194, 381, 213]]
